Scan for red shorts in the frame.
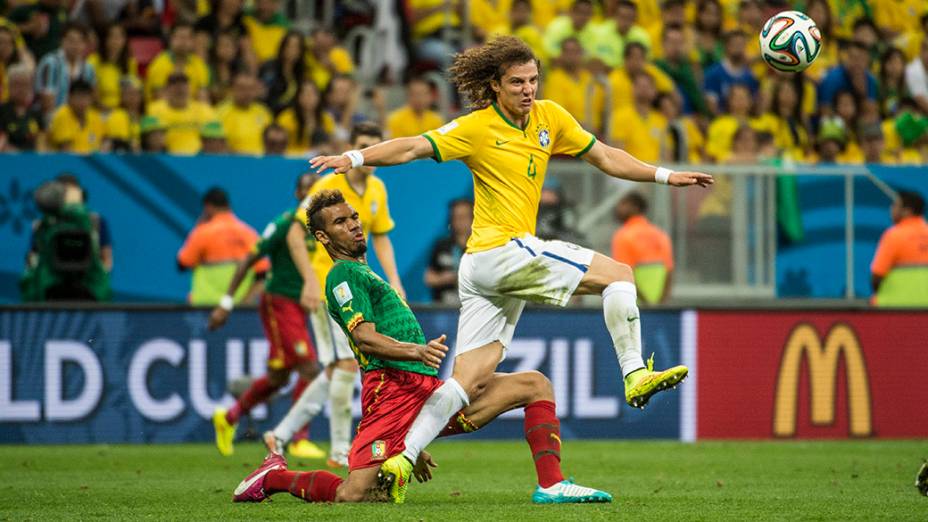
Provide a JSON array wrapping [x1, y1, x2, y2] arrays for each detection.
[[259, 293, 317, 370], [348, 368, 443, 471]]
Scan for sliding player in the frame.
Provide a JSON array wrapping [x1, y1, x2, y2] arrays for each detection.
[[230, 190, 611, 504]]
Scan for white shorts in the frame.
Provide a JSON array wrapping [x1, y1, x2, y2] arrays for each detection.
[[309, 304, 354, 366], [455, 234, 595, 358]]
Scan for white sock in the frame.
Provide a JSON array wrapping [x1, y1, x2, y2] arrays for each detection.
[[603, 281, 646, 378], [328, 367, 356, 460], [401, 378, 469, 462], [272, 372, 330, 443]]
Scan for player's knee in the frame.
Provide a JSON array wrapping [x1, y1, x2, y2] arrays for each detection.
[[586, 257, 634, 292], [520, 370, 554, 403], [334, 487, 365, 503], [335, 358, 359, 372], [297, 362, 321, 381], [266, 369, 289, 387]]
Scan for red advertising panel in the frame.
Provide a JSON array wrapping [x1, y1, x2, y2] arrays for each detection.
[[697, 311, 928, 438]]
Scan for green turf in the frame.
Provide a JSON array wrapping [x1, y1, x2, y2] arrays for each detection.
[[0, 440, 925, 521]]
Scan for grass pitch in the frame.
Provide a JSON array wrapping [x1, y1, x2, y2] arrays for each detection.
[[1, 440, 925, 521]]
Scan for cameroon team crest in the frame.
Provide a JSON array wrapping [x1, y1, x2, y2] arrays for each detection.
[[371, 440, 386, 460]]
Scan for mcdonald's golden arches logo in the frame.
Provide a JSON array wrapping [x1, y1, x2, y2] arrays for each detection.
[[773, 323, 872, 437]]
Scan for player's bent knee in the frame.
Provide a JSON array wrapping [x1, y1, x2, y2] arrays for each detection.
[[578, 255, 635, 294], [334, 487, 366, 503], [266, 368, 289, 387], [518, 370, 554, 403]]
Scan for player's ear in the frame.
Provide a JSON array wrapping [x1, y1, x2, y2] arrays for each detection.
[[314, 229, 329, 245], [490, 79, 500, 94]]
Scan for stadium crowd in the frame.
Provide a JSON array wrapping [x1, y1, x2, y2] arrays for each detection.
[[0, 0, 926, 163]]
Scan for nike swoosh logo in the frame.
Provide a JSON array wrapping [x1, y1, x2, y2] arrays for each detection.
[[495, 139, 512, 146], [233, 464, 282, 495], [628, 317, 638, 322]]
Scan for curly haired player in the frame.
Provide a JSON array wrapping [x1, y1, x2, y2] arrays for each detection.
[[310, 35, 713, 502]]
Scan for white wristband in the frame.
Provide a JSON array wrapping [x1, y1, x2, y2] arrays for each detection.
[[219, 294, 234, 311], [344, 150, 364, 169], [655, 166, 673, 185]]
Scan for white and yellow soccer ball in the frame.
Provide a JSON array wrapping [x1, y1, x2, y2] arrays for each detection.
[[758, 10, 822, 73]]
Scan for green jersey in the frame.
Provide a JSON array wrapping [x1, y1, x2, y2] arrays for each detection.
[[326, 260, 436, 376], [255, 209, 316, 300]]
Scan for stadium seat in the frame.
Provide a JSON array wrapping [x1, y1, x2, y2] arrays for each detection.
[[129, 37, 164, 77]]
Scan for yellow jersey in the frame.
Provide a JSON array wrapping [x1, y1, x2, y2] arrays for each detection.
[[386, 105, 445, 138], [423, 99, 595, 252], [48, 105, 105, 153], [307, 173, 395, 286], [87, 54, 138, 110], [608, 106, 667, 163], [147, 99, 216, 155], [544, 67, 604, 131], [276, 108, 337, 154], [144, 52, 210, 101], [104, 108, 140, 150], [217, 102, 272, 155]]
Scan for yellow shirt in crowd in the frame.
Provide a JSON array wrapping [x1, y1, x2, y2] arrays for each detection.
[[306, 47, 355, 91], [217, 102, 272, 155], [145, 52, 210, 101], [48, 105, 105, 153], [147, 99, 216, 154], [607, 65, 675, 111], [544, 67, 604, 131], [408, 0, 462, 39], [275, 108, 337, 154], [87, 54, 138, 110], [386, 105, 444, 138], [243, 16, 287, 63], [609, 105, 668, 164], [104, 108, 140, 149], [423, 100, 595, 252]]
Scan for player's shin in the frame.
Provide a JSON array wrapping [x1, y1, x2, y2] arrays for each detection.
[[328, 367, 356, 463], [265, 469, 342, 502], [227, 375, 280, 424], [272, 372, 330, 443], [524, 400, 565, 488], [602, 281, 646, 378], [401, 378, 470, 462]]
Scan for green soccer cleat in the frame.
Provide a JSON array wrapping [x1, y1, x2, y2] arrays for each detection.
[[916, 460, 928, 496], [624, 353, 688, 409], [531, 479, 613, 504], [213, 408, 237, 457], [380, 454, 413, 504]]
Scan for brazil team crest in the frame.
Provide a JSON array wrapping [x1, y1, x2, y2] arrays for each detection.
[[538, 127, 550, 148], [371, 440, 386, 460]]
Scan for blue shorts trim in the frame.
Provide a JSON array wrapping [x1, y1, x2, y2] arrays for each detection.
[[511, 238, 589, 273]]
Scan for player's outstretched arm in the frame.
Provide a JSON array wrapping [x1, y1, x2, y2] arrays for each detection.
[[309, 136, 435, 174], [350, 322, 448, 368], [207, 252, 261, 330], [582, 140, 714, 187]]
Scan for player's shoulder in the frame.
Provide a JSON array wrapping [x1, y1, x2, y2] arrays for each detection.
[[368, 174, 388, 193], [314, 173, 344, 191], [327, 261, 367, 286]]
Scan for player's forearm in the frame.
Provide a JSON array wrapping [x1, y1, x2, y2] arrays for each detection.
[[596, 144, 660, 182], [359, 136, 431, 166], [372, 234, 402, 284], [353, 326, 424, 362], [224, 253, 261, 297], [286, 221, 316, 285]]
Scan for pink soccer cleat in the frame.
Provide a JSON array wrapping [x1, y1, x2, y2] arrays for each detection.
[[232, 453, 287, 503]]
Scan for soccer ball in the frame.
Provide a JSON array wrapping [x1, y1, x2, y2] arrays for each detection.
[[759, 10, 822, 73]]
